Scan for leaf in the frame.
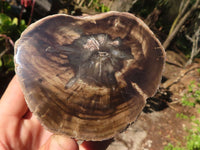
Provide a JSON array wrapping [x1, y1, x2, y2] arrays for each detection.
[[12, 17, 18, 25], [0, 13, 11, 25], [0, 59, 2, 67], [20, 19, 26, 26], [2, 54, 14, 71]]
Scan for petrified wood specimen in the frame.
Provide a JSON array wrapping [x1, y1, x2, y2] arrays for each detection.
[[14, 11, 165, 141]]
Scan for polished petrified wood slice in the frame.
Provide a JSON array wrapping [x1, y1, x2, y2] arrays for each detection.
[[14, 11, 165, 141]]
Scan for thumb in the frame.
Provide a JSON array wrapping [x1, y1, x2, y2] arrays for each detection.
[[39, 135, 79, 150]]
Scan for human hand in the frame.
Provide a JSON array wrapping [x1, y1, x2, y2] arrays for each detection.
[[0, 75, 79, 150], [0, 75, 111, 150]]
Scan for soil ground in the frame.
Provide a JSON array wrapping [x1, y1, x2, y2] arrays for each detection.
[[107, 50, 200, 150]]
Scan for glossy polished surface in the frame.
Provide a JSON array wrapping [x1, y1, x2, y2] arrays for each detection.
[[14, 12, 165, 141]]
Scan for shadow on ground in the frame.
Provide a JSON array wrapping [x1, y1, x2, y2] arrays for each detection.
[[143, 87, 172, 113]]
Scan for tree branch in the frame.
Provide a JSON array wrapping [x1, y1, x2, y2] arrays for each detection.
[[0, 34, 14, 59], [163, 0, 200, 49], [185, 34, 193, 42], [169, 0, 190, 35], [0, 34, 14, 47], [185, 26, 200, 66]]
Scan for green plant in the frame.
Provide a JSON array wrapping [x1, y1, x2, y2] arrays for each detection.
[[89, 0, 110, 12], [164, 143, 183, 150], [180, 81, 200, 107], [181, 94, 196, 107], [95, 2, 110, 12], [164, 79, 200, 150], [78, 0, 110, 13], [0, 11, 27, 74], [0, 54, 14, 73], [0, 13, 27, 41], [0, 0, 11, 15], [165, 113, 200, 150], [186, 119, 200, 150], [176, 113, 190, 119], [197, 69, 200, 74]]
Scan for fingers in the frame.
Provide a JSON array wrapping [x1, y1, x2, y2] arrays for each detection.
[[0, 75, 28, 117], [39, 135, 79, 150]]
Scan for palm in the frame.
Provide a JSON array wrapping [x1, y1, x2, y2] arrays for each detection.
[[0, 110, 52, 150], [20, 112, 52, 149], [0, 76, 52, 150], [0, 76, 78, 150]]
